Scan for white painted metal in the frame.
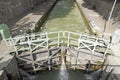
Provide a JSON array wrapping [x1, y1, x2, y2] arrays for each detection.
[[5, 31, 111, 71], [108, 0, 117, 23], [6, 31, 110, 56], [104, 0, 117, 32]]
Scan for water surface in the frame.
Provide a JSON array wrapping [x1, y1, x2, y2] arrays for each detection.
[[41, 0, 88, 33], [34, 0, 88, 80], [34, 70, 86, 80]]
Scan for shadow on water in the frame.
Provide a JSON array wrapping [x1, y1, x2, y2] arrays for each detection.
[[32, 67, 120, 80]]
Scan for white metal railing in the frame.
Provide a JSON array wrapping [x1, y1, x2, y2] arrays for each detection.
[[5, 31, 111, 56]]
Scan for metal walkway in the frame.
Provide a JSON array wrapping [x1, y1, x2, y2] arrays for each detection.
[[5, 31, 111, 72]]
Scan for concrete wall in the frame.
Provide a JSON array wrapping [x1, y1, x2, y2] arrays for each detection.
[[0, 0, 32, 24], [5, 56, 20, 80], [84, 0, 120, 26], [0, 0, 45, 24], [0, 70, 8, 80], [0, 55, 20, 80]]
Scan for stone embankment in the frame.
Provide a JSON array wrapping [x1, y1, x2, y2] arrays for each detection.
[[84, 0, 120, 28], [83, 0, 120, 32], [76, 0, 120, 38], [0, 0, 58, 36], [0, 0, 46, 24]]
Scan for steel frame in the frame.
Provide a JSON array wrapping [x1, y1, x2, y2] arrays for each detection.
[[5, 31, 111, 72]]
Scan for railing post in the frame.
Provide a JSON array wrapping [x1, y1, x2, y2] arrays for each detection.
[[67, 32, 70, 47], [12, 38, 19, 55], [73, 51, 79, 70], [91, 37, 98, 60], [46, 32, 49, 49], [48, 50, 52, 70], [78, 34, 82, 48], [27, 34, 36, 73], [58, 32, 60, 47], [104, 43, 110, 58]]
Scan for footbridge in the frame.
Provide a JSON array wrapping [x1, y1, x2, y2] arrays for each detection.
[[5, 31, 111, 73]]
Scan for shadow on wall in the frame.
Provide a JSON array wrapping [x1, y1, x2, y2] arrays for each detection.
[[82, 0, 120, 24]]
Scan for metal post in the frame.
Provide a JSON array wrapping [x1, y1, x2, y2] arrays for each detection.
[[78, 34, 82, 48], [27, 35, 36, 73], [58, 32, 60, 47], [104, 44, 110, 58], [104, 0, 117, 32], [67, 32, 70, 47], [92, 37, 98, 52], [48, 50, 51, 70], [74, 51, 79, 70], [12, 38, 19, 55], [46, 32, 49, 48]]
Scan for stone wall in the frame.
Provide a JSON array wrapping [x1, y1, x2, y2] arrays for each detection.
[[0, 0, 31, 24], [0, 0, 45, 24], [0, 70, 8, 80], [0, 55, 20, 80], [5, 56, 20, 80], [84, 0, 120, 26]]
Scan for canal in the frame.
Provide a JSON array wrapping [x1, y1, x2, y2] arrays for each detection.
[[41, 0, 89, 33], [33, 0, 88, 80]]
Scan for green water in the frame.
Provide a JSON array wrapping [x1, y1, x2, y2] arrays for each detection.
[[41, 0, 88, 33], [33, 1, 88, 80], [34, 70, 86, 80]]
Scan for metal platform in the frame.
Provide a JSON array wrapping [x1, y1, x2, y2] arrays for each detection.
[[5, 31, 111, 72]]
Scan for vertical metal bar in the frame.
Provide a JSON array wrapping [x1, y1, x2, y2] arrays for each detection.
[[91, 37, 98, 60], [78, 34, 82, 48], [108, 0, 117, 22], [58, 32, 60, 47], [27, 35, 36, 73], [74, 51, 79, 70], [67, 32, 70, 47], [92, 37, 98, 52], [48, 50, 51, 70], [104, 0, 117, 32], [46, 32, 49, 48], [104, 44, 110, 58], [12, 38, 19, 55], [68, 49, 72, 68]]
